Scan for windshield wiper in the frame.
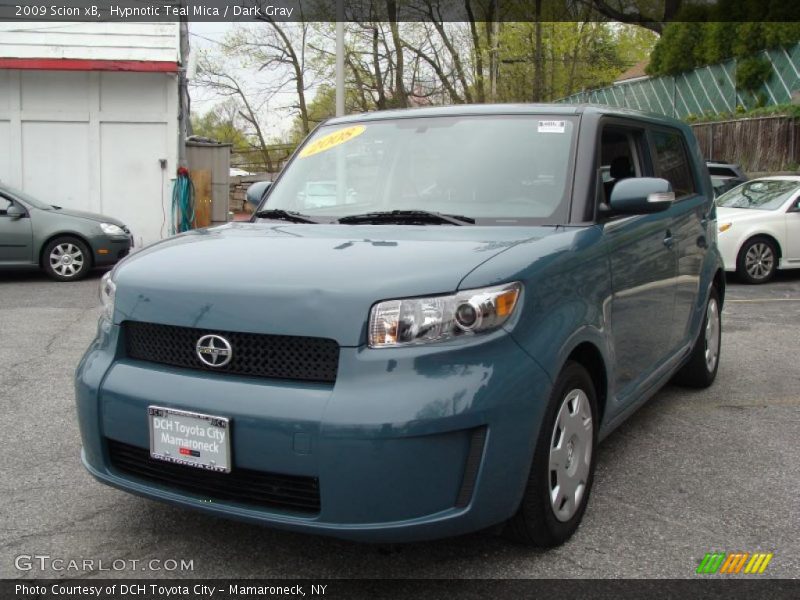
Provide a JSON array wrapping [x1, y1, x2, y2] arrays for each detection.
[[338, 210, 475, 226], [254, 209, 320, 224]]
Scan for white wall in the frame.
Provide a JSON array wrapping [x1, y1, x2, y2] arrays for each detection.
[[0, 69, 178, 247], [0, 22, 179, 62]]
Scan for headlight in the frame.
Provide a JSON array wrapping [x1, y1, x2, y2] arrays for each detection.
[[719, 222, 732, 233], [100, 271, 116, 321], [369, 282, 522, 348], [100, 223, 125, 235]]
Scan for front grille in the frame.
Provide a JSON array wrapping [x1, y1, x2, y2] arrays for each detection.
[[107, 439, 320, 514], [124, 321, 340, 384]]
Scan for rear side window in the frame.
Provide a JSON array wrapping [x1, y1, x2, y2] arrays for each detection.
[[652, 130, 696, 198], [708, 166, 737, 177]]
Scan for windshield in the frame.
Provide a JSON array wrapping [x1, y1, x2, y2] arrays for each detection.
[[1, 183, 52, 210], [716, 179, 800, 210], [264, 115, 577, 224]]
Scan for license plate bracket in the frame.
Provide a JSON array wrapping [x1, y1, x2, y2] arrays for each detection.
[[148, 406, 231, 473]]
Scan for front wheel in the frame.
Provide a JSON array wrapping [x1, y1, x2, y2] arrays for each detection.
[[504, 361, 598, 547], [43, 236, 91, 281]]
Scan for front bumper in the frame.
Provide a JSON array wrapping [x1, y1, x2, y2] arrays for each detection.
[[76, 321, 551, 542], [88, 234, 132, 267]]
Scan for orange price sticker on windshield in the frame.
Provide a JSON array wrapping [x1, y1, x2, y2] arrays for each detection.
[[298, 125, 366, 159]]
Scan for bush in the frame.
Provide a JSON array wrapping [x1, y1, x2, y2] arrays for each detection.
[[735, 57, 773, 91]]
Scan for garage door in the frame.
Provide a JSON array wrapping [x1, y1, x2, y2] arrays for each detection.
[[0, 69, 178, 247]]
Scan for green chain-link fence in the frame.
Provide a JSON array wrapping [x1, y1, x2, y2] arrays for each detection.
[[558, 44, 800, 119]]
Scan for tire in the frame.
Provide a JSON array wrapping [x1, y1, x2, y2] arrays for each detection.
[[42, 236, 91, 281], [673, 287, 721, 388], [737, 236, 778, 284], [505, 361, 598, 547]]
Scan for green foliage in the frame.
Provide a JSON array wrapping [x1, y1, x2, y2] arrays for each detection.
[[496, 22, 656, 102], [698, 23, 735, 65], [648, 20, 800, 78], [190, 102, 250, 151], [735, 57, 772, 91], [646, 22, 705, 76]]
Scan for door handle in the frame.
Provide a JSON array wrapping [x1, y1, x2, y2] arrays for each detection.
[[663, 230, 674, 249]]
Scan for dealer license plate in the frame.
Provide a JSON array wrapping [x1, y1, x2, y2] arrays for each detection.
[[148, 406, 231, 473]]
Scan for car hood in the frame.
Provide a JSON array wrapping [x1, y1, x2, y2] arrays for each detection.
[[113, 222, 557, 346], [716, 206, 776, 223], [47, 206, 126, 227]]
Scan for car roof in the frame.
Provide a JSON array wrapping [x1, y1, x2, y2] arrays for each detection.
[[324, 103, 688, 129]]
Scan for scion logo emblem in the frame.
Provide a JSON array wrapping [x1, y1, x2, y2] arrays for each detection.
[[196, 334, 233, 367]]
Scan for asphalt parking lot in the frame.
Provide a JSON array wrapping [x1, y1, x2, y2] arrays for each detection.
[[1, 268, 798, 579]]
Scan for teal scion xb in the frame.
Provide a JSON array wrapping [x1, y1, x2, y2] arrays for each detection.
[[76, 105, 724, 546]]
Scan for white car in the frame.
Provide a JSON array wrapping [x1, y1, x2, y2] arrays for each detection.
[[716, 176, 800, 283]]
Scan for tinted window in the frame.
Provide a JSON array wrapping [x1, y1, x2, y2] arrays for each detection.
[[0, 196, 11, 214], [652, 130, 696, 198], [599, 126, 647, 206], [708, 166, 738, 177]]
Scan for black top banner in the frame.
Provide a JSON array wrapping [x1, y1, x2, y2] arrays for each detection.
[[1, 0, 799, 23]]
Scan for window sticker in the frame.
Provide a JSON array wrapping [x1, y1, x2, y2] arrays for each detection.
[[298, 125, 367, 158], [537, 120, 566, 133]]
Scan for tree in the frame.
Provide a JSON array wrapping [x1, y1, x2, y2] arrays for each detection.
[[584, 0, 685, 34], [194, 50, 276, 170], [647, 21, 800, 77], [191, 101, 250, 150], [226, 19, 323, 138], [191, 4, 658, 158]]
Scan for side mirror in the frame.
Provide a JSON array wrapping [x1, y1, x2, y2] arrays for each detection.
[[609, 177, 674, 214], [6, 204, 25, 219], [245, 181, 272, 207]]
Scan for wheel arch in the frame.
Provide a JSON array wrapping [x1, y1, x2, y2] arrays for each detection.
[[38, 232, 95, 269], [565, 341, 608, 425], [738, 232, 783, 262]]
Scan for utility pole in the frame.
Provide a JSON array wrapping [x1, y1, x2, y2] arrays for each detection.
[[178, 8, 190, 167], [533, 0, 543, 102], [335, 0, 345, 117], [490, 0, 499, 102]]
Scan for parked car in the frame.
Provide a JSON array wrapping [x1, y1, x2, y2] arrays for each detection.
[[706, 159, 748, 197], [716, 176, 800, 283], [0, 183, 132, 281], [76, 105, 723, 547]]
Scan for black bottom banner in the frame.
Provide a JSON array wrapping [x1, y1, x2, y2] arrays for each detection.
[[3, 579, 799, 600]]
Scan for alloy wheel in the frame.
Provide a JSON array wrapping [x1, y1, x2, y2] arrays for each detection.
[[548, 388, 593, 522], [49, 243, 85, 278], [744, 242, 775, 281]]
